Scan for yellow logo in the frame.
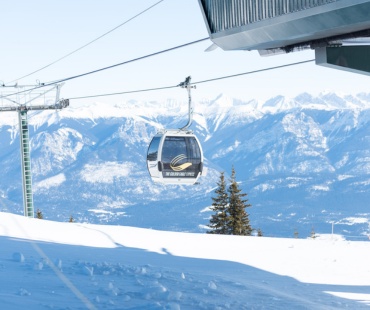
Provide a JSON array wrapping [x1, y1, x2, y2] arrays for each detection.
[[170, 154, 192, 171]]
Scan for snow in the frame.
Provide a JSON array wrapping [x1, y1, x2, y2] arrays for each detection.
[[34, 173, 66, 191], [336, 217, 370, 226], [0, 212, 369, 309], [211, 140, 241, 159], [80, 162, 133, 184], [311, 184, 330, 191]]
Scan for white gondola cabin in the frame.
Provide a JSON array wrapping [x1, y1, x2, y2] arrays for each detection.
[[147, 76, 204, 185], [147, 129, 203, 185]]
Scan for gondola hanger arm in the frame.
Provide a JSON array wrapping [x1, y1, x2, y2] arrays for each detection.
[[179, 76, 196, 131]]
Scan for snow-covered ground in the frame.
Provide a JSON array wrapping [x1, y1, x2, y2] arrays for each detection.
[[0, 212, 369, 309]]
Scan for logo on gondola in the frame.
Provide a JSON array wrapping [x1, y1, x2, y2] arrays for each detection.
[[170, 154, 192, 171]]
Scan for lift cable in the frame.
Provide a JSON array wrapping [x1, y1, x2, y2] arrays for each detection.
[[69, 85, 179, 100], [6, 0, 165, 84], [0, 37, 210, 100], [68, 59, 315, 100], [193, 59, 314, 85]]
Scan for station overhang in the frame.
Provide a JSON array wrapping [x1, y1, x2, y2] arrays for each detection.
[[198, 0, 370, 54]]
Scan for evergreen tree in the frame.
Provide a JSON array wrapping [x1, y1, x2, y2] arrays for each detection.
[[227, 167, 252, 236], [294, 229, 299, 239], [36, 209, 43, 219], [310, 226, 316, 239], [207, 172, 229, 234]]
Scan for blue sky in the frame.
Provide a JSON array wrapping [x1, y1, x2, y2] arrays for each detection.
[[1, 0, 370, 106]]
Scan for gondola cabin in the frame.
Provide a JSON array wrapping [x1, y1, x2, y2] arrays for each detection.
[[147, 130, 203, 185]]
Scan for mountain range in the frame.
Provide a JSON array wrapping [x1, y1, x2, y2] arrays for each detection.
[[0, 92, 370, 239]]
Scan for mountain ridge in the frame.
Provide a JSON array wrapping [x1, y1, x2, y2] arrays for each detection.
[[0, 92, 370, 239]]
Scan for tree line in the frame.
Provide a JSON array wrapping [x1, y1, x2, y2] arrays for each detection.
[[207, 167, 255, 236]]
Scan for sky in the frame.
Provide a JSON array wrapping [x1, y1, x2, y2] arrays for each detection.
[[2, 0, 370, 109], [1, 211, 370, 309]]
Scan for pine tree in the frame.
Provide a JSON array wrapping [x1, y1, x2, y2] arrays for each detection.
[[227, 167, 252, 236], [207, 172, 229, 234], [36, 209, 43, 219], [294, 229, 299, 239], [310, 226, 316, 239]]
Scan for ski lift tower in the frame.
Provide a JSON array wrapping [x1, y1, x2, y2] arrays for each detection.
[[0, 83, 69, 218]]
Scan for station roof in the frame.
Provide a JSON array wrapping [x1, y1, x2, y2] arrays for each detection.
[[198, 0, 370, 54]]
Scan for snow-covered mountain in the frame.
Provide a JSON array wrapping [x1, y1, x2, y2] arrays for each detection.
[[1, 92, 370, 239]]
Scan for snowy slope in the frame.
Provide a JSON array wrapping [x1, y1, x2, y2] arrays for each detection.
[[0, 93, 370, 238], [0, 212, 369, 309]]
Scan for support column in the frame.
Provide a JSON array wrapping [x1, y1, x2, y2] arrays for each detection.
[[18, 110, 34, 218]]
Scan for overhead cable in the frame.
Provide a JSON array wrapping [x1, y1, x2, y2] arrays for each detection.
[[194, 59, 314, 85], [6, 0, 165, 84], [69, 85, 179, 100], [51, 37, 209, 84], [68, 59, 315, 100], [0, 37, 210, 100]]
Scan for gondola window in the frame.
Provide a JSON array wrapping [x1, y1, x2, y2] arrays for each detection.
[[147, 136, 161, 161]]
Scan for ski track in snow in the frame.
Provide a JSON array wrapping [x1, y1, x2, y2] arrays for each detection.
[[1, 212, 370, 309]]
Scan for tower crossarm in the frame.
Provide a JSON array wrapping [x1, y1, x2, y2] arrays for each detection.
[[0, 98, 69, 112], [0, 83, 69, 218]]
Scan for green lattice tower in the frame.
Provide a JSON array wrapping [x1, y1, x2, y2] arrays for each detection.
[[18, 110, 34, 218]]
